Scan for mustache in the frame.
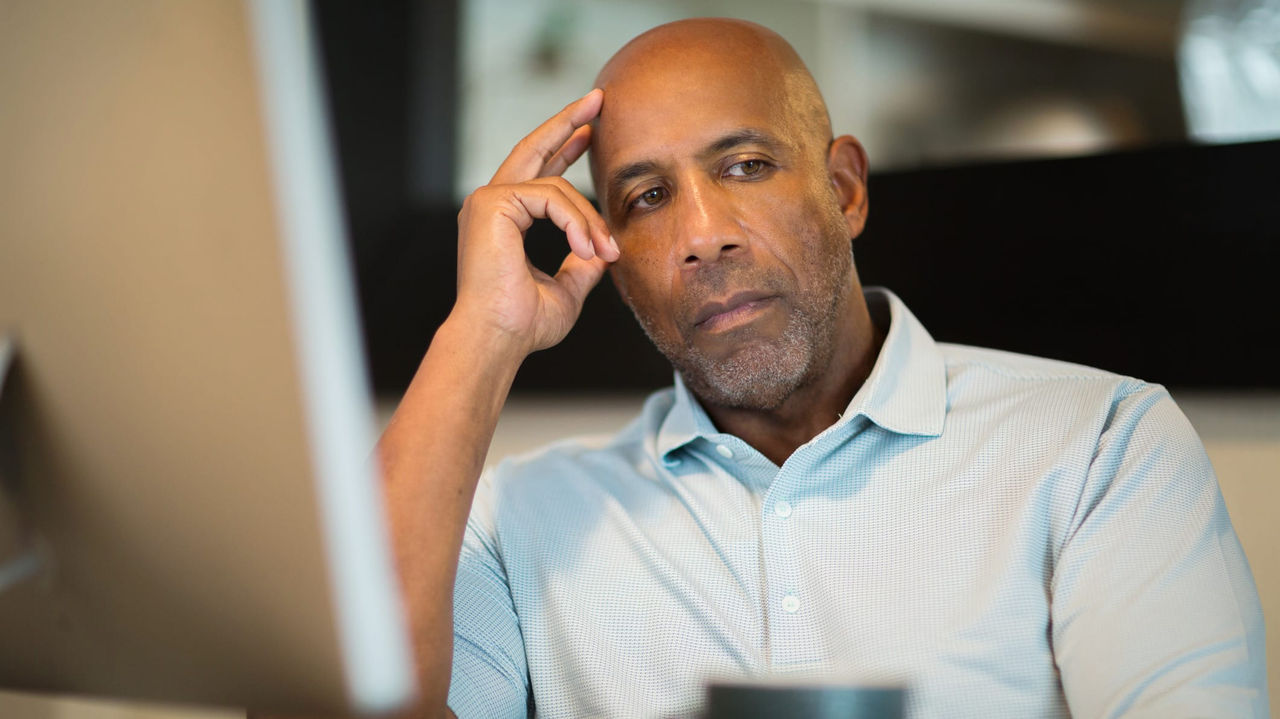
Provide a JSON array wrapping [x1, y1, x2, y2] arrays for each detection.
[[675, 260, 789, 329]]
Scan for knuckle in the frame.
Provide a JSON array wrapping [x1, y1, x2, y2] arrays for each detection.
[[543, 177, 578, 203], [463, 184, 491, 203], [481, 184, 514, 203], [460, 184, 515, 222], [459, 188, 486, 216], [458, 193, 475, 220]]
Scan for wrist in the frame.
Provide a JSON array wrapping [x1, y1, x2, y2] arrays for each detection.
[[390, 312, 526, 442], [432, 309, 531, 378]]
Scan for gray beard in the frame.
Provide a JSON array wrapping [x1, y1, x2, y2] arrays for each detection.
[[631, 249, 851, 412]]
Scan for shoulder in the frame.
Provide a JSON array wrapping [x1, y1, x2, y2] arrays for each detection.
[[939, 342, 1158, 407], [481, 387, 673, 499], [941, 342, 1134, 384], [935, 343, 1191, 451]]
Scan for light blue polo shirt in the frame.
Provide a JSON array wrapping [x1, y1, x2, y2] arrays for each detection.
[[448, 288, 1267, 718]]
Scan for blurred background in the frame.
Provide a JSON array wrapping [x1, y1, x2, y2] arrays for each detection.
[[4, 0, 1278, 717], [312, 0, 1280, 397]]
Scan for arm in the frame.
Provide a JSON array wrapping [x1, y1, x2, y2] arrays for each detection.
[[1051, 384, 1268, 718], [376, 89, 616, 717]]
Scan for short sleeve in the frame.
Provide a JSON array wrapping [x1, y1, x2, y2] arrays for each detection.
[[1050, 383, 1268, 718], [447, 471, 531, 719]]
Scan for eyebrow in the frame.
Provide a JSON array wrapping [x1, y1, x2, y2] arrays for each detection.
[[606, 160, 661, 203], [605, 128, 785, 203], [701, 128, 783, 157]]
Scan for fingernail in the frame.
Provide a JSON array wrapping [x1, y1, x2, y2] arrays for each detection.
[[608, 235, 620, 258]]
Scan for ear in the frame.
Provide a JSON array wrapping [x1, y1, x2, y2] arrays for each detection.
[[826, 135, 869, 239]]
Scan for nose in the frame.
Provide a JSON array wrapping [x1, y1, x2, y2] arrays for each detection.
[[674, 180, 745, 267]]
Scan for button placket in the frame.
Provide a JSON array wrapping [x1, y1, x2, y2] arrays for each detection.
[[761, 460, 825, 668], [763, 478, 798, 619]]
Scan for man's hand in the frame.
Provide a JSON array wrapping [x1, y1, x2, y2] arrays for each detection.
[[450, 88, 617, 357], [366, 90, 618, 719]]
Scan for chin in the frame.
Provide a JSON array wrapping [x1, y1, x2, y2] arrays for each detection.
[[634, 286, 841, 411], [685, 372, 800, 411], [675, 328, 821, 411]]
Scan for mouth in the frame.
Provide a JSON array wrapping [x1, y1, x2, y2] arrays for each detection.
[[692, 290, 779, 333]]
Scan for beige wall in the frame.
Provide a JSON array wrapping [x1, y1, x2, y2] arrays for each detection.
[[1179, 392, 1280, 706], [3, 392, 1275, 718], [0, 693, 237, 719]]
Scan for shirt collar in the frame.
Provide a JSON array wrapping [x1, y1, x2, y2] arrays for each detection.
[[655, 287, 947, 461], [850, 287, 947, 437], [655, 373, 716, 460]]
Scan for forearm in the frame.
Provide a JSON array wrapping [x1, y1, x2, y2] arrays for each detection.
[[369, 89, 607, 718], [376, 314, 525, 714]]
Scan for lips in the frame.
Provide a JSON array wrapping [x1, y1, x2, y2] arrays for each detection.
[[692, 290, 778, 329]]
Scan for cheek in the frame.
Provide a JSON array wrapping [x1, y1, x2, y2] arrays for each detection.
[[795, 174, 851, 243], [610, 252, 669, 315], [612, 217, 679, 290], [766, 190, 852, 285], [769, 190, 840, 247]]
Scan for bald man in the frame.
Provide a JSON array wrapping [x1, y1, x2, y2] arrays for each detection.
[[377, 19, 1267, 719]]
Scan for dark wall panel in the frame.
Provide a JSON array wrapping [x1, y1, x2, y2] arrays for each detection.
[[855, 140, 1280, 388]]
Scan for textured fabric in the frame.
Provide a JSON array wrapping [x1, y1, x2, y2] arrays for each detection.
[[447, 288, 1268, 719]]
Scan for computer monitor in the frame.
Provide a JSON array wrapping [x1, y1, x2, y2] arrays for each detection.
[[0, 0, 415, 714]]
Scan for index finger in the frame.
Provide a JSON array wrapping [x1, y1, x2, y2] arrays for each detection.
[[490, 88, 603, 185]]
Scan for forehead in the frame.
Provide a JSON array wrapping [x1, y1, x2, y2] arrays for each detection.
[[592, 46, 805, 179]]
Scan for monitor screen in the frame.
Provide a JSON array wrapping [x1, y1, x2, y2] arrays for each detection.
[[0, 0, 415, 714]]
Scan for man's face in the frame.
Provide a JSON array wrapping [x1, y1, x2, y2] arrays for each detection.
[[592, 52, 861, 410]]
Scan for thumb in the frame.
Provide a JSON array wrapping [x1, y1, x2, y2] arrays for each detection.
[[553, 253, 609, 310]]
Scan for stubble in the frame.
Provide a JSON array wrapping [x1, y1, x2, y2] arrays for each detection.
[[632, 229, 853, 411]]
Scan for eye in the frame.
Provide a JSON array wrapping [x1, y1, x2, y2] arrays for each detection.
[[726, 159, 768, 177], [631, 186, 667, 210]]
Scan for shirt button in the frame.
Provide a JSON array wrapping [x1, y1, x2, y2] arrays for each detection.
[[774, 500, 792, 518], [781, 594, 800, 613], [715, 444, 734, 459]]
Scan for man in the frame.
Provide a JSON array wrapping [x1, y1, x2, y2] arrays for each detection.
[[378, 18, 1267, 719]]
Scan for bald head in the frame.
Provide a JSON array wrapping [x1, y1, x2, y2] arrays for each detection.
[[596, 19, 829, 133], [589, 19, 834, 203]]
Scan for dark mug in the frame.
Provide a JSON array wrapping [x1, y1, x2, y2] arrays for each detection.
[[705, 682, 906, 719]]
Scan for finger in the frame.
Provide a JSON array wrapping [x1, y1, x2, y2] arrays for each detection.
[[553, 252, 609, 310], [528, 177, 618, 262], [500, 184, 597, 260], [491, 88, 603, 185], [538, 124, 592, 179]]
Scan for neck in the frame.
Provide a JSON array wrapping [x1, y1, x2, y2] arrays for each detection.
[[700, 289, 884, 466]]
